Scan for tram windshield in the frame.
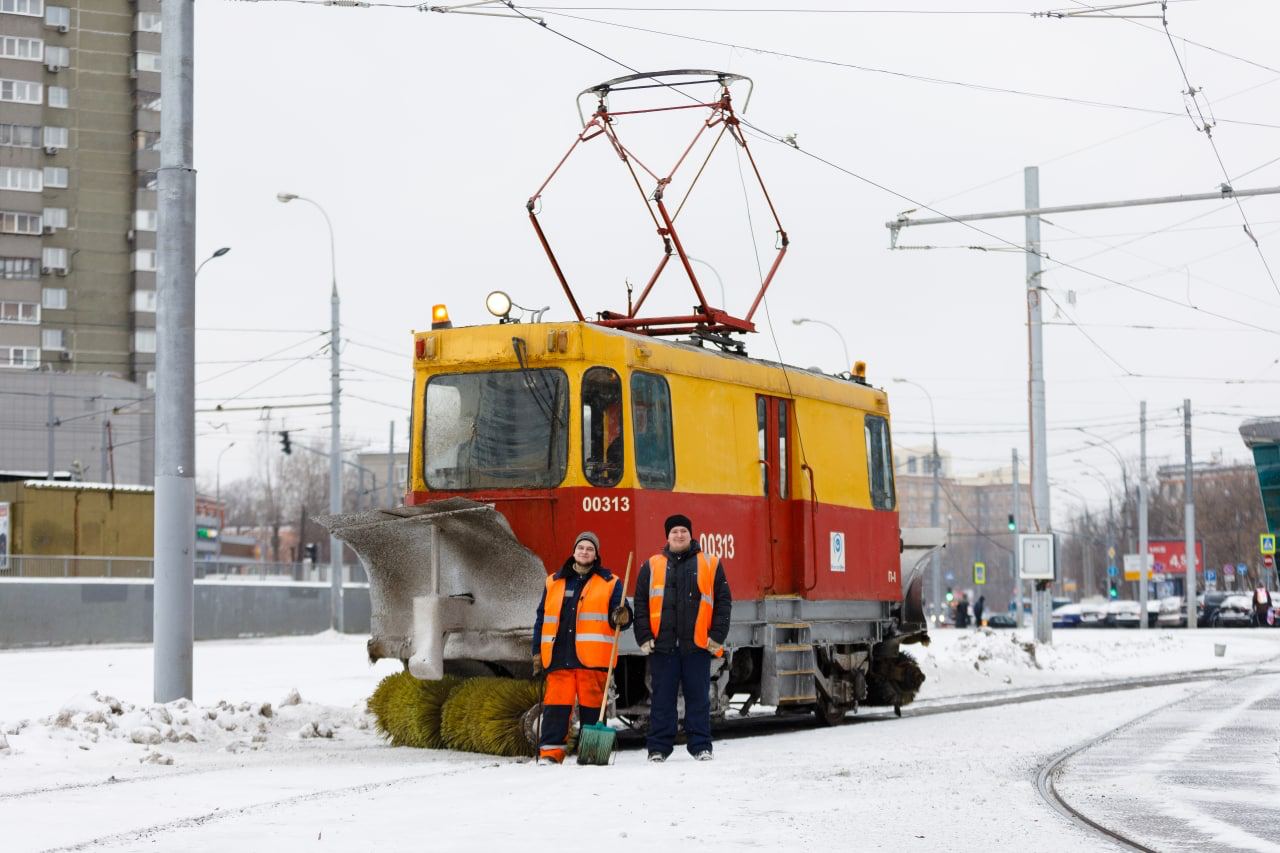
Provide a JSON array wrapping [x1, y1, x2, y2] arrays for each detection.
[[424, 369, 569, 490]]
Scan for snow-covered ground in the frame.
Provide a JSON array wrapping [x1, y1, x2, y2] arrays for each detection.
[[1, 628, 1277, 851]]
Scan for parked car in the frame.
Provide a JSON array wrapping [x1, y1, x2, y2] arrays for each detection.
[[986, 613, 1017, 629], [1196, 591, 1232, 627], [1105, 600, 1142, 628], [1052, 604, 1082, 628], [1157, 595, 1187, 628], [1212, 594, 1255, 627], [1079, 598, 1109, 628]]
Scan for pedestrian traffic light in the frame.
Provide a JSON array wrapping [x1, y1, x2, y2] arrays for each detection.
[[1007, 514, 1016, 531], [279, 430, 292, 455], [945, 587, 954, 602], [1108, 580, 1119, 599], [304, 542, 318, 562]]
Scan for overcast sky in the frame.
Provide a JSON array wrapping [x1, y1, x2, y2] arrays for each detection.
[[189, 0, 1277, 522]]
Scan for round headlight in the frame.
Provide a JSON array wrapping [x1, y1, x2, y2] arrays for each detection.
[[485, 290, 512, 318]]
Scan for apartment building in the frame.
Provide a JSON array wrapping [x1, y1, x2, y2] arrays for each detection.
[[0, 0, 160, 386]]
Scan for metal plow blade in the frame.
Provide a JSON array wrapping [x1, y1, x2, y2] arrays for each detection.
[[316, 498, 548, 679], [899, 526, 947, 632]]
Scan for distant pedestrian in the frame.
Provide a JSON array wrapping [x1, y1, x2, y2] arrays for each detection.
[[1255, 586, 1273, 628], [955, 595, 970, 629], [973, 595, 985, 628]]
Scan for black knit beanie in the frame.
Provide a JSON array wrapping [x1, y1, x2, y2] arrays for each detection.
[[663, 514, 693, 536]]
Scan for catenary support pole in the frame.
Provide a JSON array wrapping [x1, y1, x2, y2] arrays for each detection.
[[386, 420, 395, 508], [930, 428, 941, 625], [46, 391, 55, 480], [1012, 447, 1023, 628], [329, 238, 343, 631], [154, 0, 196, 702], [1025, 167, 1052, 644], [1184, 400, 1196, 630], [1138, 401, 1149, 630]]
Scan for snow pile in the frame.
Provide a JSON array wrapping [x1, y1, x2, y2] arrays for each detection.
[[2, 688, 372, 765]]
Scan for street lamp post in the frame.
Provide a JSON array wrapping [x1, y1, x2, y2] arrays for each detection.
[[893, 377, 942, 626], [1074, 461, 1114, 599], [793, 318, 851, 372], [195, 246, 231, 279], [277, 192, 343, 632], [214, 441, 236, 565]]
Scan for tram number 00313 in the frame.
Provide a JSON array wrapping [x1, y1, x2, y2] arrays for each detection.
[[699, 533, 735, 559], [581, 496, 631, 513]]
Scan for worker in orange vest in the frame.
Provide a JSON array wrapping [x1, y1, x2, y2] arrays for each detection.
[[531, 531, 632, 764], [633, 514, 732, 762]]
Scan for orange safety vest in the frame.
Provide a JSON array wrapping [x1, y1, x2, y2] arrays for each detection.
[[540, 571, 619, 669], [648, 552, 724, 657]]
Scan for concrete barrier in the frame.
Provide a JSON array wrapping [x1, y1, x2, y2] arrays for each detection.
[[0, 579, 371, 648]]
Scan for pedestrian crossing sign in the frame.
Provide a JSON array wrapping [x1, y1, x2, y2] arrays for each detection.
[[1261, 534, 1276, 556], [973, 561, 986, 585]]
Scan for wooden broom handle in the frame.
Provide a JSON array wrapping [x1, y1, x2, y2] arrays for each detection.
[[598, 552, 633, 720]]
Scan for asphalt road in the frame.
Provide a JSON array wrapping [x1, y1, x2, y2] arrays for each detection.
[[1055, 666, 1280, 852]]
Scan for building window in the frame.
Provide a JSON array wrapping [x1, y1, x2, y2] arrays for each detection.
[[0, 79, 42, 104], [42, 125, 67, 148], [43, 44, 68, 68], [133, 330, 156, 353], [41, 286, 66, 308], [134, 130, 160, 151], [41, 246, 67, 272], [134, 51, 161, 73], [132, 249, 157, 272], [0, 0, 43, 16], [0, 123, 40, 147], [1, 257, 39, 279], [0, 346, 40, 368], [0, 36, 43, 61], [0, 300, 40, 324], [132, 290, 156, 312], [42, 166, 67, 188], [44, 4, 68, 27], [41, 207, 65, 229], [144, 370, 155, 390], [134, 209, 157, 231], [135, 90, 160, 112], [0, 211, 42, 235], [631, 371, 676, 490], [136, 172, 157, 190], [46, 85, 67, 108], [135, 11, 161, 32], [41, 328, 63, 350], [0, 167, 41, 192]]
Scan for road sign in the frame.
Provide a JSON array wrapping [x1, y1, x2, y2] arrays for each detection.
[[1224, 563, 1235, 576], [1123, 553, 1152, 581], [1238, 562, 1248, 576], [973, 561, 986, 585], [944, 571, 955, 582], [1261, 534, 1276, 556], [1206, 569, 1217, 583], [1266, 555, 1275, 569], [1107, 546, 1116, 560], [1107, 565, 1118, 578]]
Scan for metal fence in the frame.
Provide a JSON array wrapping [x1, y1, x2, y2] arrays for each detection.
[[0, 555, 363, 582]]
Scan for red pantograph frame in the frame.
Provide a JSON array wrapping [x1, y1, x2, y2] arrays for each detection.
[[526, 70, 788, 337]]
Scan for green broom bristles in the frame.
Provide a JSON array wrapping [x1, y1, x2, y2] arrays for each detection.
[[367, 672, 464, 748], [440, 676, 544, 757]]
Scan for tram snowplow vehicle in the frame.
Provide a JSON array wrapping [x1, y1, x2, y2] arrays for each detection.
[[323, 71, 942, 731]]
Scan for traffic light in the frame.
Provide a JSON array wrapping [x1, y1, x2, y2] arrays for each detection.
[[945, 587, 954, 603], [304, 542, 318, 562], [1007, 514, 1016, 531], [279, 430, 292, 455], [1108, 580, 1119, 599]]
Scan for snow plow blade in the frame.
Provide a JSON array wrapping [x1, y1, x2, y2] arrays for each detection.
[[316, 498, 547, 680], [899, 527, 946, 631]]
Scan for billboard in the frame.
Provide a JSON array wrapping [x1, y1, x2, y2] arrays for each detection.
[[1144, 539, 1205, 579], [0, 502, 9, 570]]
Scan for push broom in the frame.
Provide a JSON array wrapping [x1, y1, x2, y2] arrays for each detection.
[[576, 552, 632, 766]]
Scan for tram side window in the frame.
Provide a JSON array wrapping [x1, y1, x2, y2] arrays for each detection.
[[757, 397, 767, 496], [582, 366, 624, 487], [778, 399, 789, 499], [865, 414, 896, 510], [631, 371, 675, 490]]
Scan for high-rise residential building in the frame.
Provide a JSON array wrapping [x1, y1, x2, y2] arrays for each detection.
[[0, 0, 160, 388]]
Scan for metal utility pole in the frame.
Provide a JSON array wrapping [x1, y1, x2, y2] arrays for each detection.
[[277, 192, 343, 632], [386, 420, 396, 507], [46, 391, 56, 479], [1012, 448, 1023, 628], [1184, 400, 1197, 630], [1138, 402, 1149, 630], [1025, 167, 1053, 645], [154, 0, 196, 702]]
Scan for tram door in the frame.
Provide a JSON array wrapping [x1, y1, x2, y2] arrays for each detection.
[[757, 396, 795, 594]]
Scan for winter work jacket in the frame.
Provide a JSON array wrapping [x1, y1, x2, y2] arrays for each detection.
[[532, 560, 629, 672], [633, 542, 731, 655]]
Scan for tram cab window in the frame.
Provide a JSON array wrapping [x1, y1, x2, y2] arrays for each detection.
[[582, 367, 624, 487], [864, 414, 896, 510], [631, 371, 675, 490], [423, 369, 569, 490]]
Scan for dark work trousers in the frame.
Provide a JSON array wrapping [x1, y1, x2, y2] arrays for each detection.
[[647, 650, 712, 757]]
